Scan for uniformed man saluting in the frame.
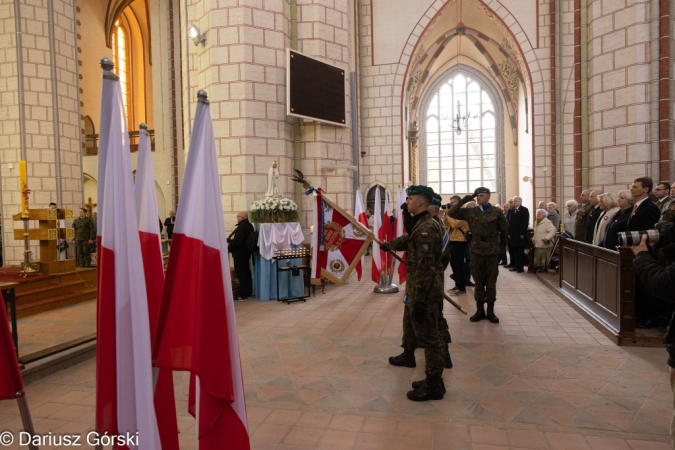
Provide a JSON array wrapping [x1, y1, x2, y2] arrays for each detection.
[[448, 187, 508, 323], [380, 185, 446, 401], [73, 207, 96, 267]]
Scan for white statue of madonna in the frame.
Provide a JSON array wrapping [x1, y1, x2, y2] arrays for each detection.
[[265, 160, 282, 197]]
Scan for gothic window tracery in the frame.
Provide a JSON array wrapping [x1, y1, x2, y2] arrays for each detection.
[[422, 68, 502, 195]]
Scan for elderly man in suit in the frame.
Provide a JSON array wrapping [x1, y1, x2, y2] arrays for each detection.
[[574, 190, 591, 241], [654, 182, 675, 221], [628, 177, 661, 328], [585, 190, 603, 245], [508, 196, 529, 273]]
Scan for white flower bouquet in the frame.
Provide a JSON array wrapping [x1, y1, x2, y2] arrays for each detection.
[[249, 197, 299, 223]]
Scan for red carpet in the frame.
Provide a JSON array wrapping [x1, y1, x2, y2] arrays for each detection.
[[0, 267, 56, 284]]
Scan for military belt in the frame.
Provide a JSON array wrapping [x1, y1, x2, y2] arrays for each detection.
[[479, 236, 499, 243]]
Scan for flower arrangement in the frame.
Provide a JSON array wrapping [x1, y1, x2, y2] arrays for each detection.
[[249, 197, 299, 223]]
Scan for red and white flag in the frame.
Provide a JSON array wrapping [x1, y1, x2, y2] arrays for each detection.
[[96, 63, 161, 449], [379, 189, 393, 275], [96, 60, 116, 238], [396, 187, 407, 284], [311, 192, 372, 285], [154, 91, 250, 450], [371, 187, 383, 283], [0, 293, 23, 402], [354, 188, 369, 281], [134, 125, 180, 450]]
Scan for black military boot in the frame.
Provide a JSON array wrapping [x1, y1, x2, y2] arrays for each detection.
[[486, 302, 500, 323], [444, 346, 453, 368], [411, 376, 446, 394], [470, 302, 486, 322], [407, 374, 445, 401], [388, 350, 416, 367]]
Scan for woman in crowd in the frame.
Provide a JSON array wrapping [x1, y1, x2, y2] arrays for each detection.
[[601, 190, 633, 250], [532, 209, 557, 271], [546, 202, 561, 231], [562, 200, 578, 237], [592, 193, 619, 246]]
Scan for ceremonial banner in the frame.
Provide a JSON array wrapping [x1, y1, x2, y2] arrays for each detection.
[[354, 188, 368, 281], [154, 92, 250, 450], [0, 293, 23, 401], [375, 188, 393, 276], [371, 188, 383, 282], [96, 63, 161, 449], [396, 187, 407, 284], [311, 192, 373, 285], [134, 126, 180, 450]]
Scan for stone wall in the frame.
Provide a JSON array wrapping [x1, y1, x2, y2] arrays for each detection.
[[587, 0, 655, 193], [0, 0, 81, 265], [181, 0, 354, 230]]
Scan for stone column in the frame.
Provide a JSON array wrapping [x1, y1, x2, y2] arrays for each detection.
[[0, 0, 81, 266], [182, 0, 355, 228]]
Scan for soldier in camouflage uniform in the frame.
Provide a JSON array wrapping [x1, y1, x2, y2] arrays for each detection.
[[380, 186, 446, 401], [73, 207, 96, 267], [394, 194, 453, 370], [429, 193, 453, 367], [448, 187, 508, 323]]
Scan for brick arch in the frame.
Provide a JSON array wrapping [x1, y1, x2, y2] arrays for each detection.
[[406, 29, 522, 143], [400, 2, 539, 123], [397, 0, 546, 201], [399, 0, 537, 94]]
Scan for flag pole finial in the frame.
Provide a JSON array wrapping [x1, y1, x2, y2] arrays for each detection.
[[100, 57, 114, 71], [139, 123, 148, 130], [197, 90, 209, 104], [100, 57, 118, 81]]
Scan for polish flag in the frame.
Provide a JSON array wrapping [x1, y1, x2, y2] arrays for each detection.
[[0, 292, 24, 402], [379, 189, 393, 274], [97, 60, 116, 239], [371, 187, 383, 283], [134, 124, 180, 450], [396, 187, 407, 284], [95, 61, 161, 449], [353, 188, 368, 281], [154, 91, 250, 450]]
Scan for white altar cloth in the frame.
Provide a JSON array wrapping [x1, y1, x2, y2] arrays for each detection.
[[256, 222, 305, 260]]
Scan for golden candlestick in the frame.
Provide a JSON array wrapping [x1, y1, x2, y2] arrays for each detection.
[[18, 161, 39, 277]]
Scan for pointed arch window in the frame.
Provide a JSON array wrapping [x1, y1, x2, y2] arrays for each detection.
[[111, 21, 133, 128], [420, 66, 504, 197]]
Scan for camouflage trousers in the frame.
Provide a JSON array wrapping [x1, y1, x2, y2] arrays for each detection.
[[470, 254, 500, 304], [401, 300, 445, 377], [75, 240, 91, 267]]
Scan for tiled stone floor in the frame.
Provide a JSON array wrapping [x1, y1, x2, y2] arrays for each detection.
[[0, 260, 672, 449], [14, 301, 96, 357]]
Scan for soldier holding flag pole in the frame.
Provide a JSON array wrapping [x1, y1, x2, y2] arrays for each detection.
[[379, 185, 448, 401]]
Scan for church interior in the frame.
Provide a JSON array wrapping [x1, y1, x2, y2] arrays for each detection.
[[1, 0, 674, 448]]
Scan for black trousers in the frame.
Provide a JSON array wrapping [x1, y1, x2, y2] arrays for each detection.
[[635, 277, 658, 322], [511, 245, 525, 271], [233, 251, 253, 298], [450, 242, 468, 291]]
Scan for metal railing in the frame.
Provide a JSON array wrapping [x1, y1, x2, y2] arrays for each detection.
[[84, 129, 155, 155]]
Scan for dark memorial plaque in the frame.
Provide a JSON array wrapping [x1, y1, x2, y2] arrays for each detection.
[[287, 49, 346, 126]]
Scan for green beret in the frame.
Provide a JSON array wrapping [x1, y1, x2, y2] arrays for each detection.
[[406, 185, 435, 200], [431, 193, 442, 206], [474, 187, 491, 195]]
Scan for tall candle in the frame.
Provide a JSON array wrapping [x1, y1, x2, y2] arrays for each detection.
[[19, 160, 28, 217]]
